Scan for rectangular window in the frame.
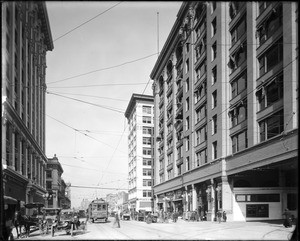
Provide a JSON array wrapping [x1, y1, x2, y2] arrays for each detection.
[[143, 179, 152, 186], [143, 148, 152, 156], [186, 116, 190, 130], [143, 168, 152, 176], [142, 106, 152, 114], [143, 158, 152, 166], [143, 137, 151, 145], [259, 39, 283, 77], [257, 74, 283, 110], [185, 59, 189, 73], [46, 181, 52, 190], [212, 141, 217, 159], [185, 78, 189, 92], [186, 157, 190, 171], [212, 66, 217, 85], [177, 164, 182, 175], [143, 127, 152, 135], [142, 116, 152, 124], [211, 18, 217, 37], [231, 130, 248, 154], [231, 17, 246, 45], [185, 135, 190, 151], [185, 97, 189, 111], [212, 115, 217, 134], [230, 101, 247, 127], [196, 148, 207, 166], [212, 90, 217, 109], [211, 42, 217, 60], [259, 110, 284, 142], [46, 170, 52, 178], [231, 72, 247, 99]]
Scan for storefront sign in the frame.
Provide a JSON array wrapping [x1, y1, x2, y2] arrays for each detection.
[[246, 204, 269, 217]]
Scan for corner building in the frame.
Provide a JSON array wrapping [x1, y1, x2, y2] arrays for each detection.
[[2, 2, 53, 207], [150, 2, 298, 221], [125, 94, 154, 213]]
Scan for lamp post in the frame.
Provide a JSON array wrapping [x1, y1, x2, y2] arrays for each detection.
[[43, 191, 53, 208]]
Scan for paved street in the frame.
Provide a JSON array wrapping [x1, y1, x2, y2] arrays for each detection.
[[12, 217, 296, 240]]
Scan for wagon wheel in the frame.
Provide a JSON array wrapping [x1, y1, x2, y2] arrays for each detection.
[[70, 223, 74, 236], [39, 223, 44, 235]]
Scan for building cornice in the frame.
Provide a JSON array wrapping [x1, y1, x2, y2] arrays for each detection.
[[124, 93, 154, 119]]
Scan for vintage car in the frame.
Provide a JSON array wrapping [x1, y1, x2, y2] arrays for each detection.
[[122, 211, 130, 221]]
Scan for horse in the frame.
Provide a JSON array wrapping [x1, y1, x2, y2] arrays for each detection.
[[14, 211, 35, 238]]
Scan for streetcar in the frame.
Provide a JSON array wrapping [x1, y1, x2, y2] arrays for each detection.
[[88, 198, 108, 223]]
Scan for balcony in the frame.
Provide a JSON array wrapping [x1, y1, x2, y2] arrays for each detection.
[[176, 139, 183, 148], [176, 157, 183, 166], [167, 162, 173, 171], [167, 84, 173, 97], [159, 111, 164, 121], [159, 97, 164, 108], [159, 153, 164, 161]]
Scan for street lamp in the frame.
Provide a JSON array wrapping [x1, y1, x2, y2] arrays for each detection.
[[43, 191, 53, 208]]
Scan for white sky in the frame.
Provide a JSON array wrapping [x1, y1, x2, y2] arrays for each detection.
[[45, 1, 182, 208]]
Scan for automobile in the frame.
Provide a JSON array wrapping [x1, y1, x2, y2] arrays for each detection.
[[110, 211, 116, 217], [137, 210, 151, 221], [122, 212, 130, 221]]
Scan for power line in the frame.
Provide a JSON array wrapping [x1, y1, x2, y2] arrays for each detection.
[[46, 91, 125, 113], [47, 53, 157, 85], [52, 1, 124, 43], [46, 114, 128, 153], [44, 91, 128, 102], [47, 83, 149, 89]]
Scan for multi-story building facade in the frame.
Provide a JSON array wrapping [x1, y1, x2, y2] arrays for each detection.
[[125, 94, 154, 212], [116, 191, 129, 212], [151, 2, 298, 221], [46, 155, 67, 208], [106, 193, 118, 212], [2, 2, 53, 207], [60, 179, 71, 209]]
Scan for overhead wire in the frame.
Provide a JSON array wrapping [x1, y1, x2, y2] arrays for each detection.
[[47, 82, 149, 89], [47, 53, 157, 85], [46, 91, 125, 113], [52, 1, 124, 43]]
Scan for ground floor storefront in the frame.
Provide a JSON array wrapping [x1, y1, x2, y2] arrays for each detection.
[[154, 131, 298, 222], [3, 167, 47, 215]]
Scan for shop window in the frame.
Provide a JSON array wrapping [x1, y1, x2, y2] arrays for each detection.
[[287, 193, 297, 210]]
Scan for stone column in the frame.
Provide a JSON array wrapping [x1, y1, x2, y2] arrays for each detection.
[[211, 180, 216, 222], [17, 135, 22, 174], [11, 129, 16, 170], [192, 184, 197, 211], [24, 143, 28, 178]]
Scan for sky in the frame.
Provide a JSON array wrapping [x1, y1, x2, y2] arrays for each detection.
[[45, 1, 182, 208]]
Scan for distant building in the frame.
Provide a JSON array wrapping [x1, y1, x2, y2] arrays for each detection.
[[46, 154, 67, 208], [116, 191, 129, 211], [106, 193, 118, 212], [150, 2, 298, 221], [60, 179, 71, 209], [2, 2, 53, 209], [80, 198, 90, 211], [125, 94, 154, 212]]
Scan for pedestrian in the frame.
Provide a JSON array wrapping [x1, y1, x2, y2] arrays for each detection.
[[217, 211, 222, 223], [222, 211, 227, 222], [113, 210, 120, 228], [283, 208, 292, 228], [200, 209, 204, 221], [173, 211, 178, 223]]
